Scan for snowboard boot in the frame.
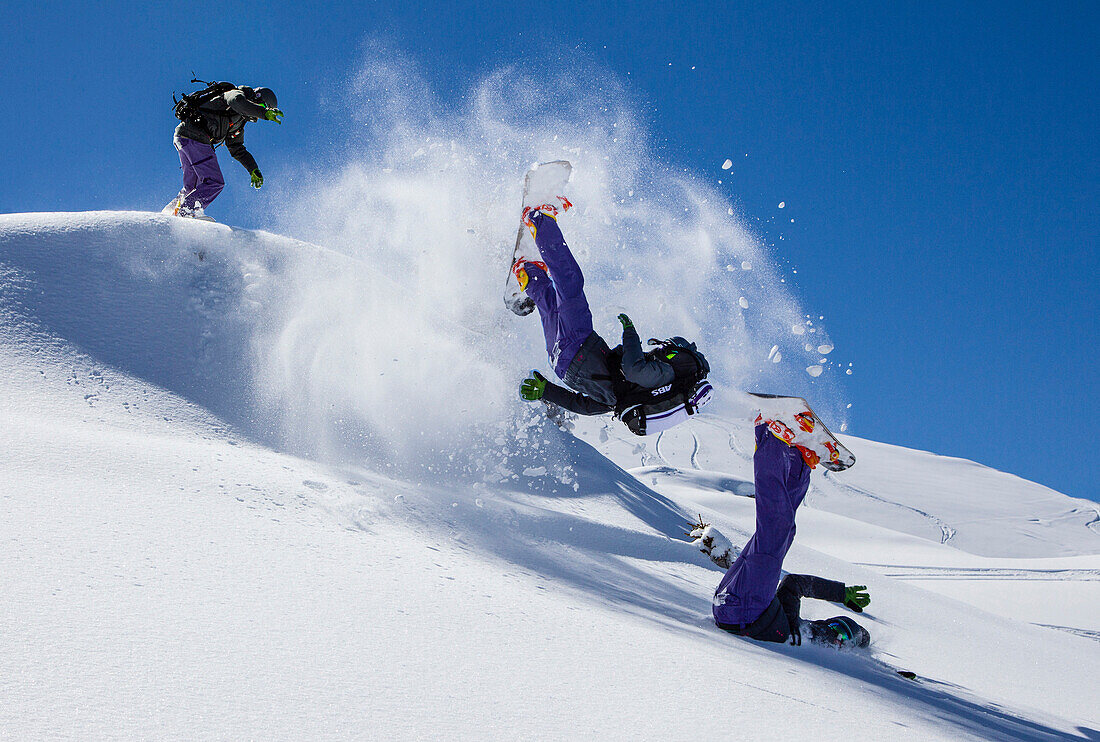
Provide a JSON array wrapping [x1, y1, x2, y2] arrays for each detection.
[[175, 203, 216, 222], [521, 196, 573, 239], [511, 257, 549, 292]]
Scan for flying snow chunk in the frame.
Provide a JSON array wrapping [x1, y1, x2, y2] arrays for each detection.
[[722, 159, 733, 170], [771, 350, 783, 363], [818, 344, 834, 354], [805, 343, 814, 352], [806, 365, 824, 377], [741, 261, 752, 270], [738, 297, 749, 309], [767, 344, 778, 361], [778, 202, 786, 208], [846, 368, 853, 375], [792, 324, 806, 335], [727, 207, 734, 216]]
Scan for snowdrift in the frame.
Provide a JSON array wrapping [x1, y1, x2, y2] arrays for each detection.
[[2, 211, 1098, 740]]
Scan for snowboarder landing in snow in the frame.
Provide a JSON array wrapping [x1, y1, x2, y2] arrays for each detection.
[[712, 420, 871, 647], [516, 202, 713, 436], [168, 81, 284, 219]]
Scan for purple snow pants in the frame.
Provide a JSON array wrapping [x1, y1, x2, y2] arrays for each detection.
[[175, 136, 225, 212], [522, 211, 594, 378], [712, 424, 811, 627]]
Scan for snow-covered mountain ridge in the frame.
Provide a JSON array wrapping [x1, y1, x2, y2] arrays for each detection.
[[2, 211, 1097, 740]]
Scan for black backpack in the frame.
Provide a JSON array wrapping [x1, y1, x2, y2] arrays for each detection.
[[613, 338, 711, 436], [173, 80, 236, 131]]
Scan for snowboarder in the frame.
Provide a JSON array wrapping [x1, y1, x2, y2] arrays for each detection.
[[712, 419, 871, 647], [516, 202, 713, 435], [168, 81, 284, 219]]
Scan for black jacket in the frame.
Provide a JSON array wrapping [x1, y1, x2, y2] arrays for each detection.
[[541, 324, 676, 416], [175, 88, 267, 173]]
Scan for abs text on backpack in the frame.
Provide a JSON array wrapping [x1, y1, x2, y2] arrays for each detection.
[[614, 338, 714, 436]]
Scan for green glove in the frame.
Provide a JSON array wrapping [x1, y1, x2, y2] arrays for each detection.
[[263, 106, 284, 124], [520, 370, 547, 401], [250, 169, 264, 189], [618, 313, 633, 330], [844, 584, 870, 613]]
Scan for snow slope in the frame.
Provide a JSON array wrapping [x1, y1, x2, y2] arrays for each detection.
[[1, 211, 1098, 741]]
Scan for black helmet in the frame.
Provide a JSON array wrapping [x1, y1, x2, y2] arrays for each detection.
[[666, 336, 697, 352], [825, 617, 871, 648], [253, 87, 278, 108], [648, 336, 697, 351], [648, 336, 710, 376]]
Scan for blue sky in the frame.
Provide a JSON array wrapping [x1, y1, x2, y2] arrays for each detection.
[[1, 1, 1097, 501]]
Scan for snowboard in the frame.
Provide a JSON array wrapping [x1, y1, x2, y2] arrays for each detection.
[[747, 393, 856, 472], [504, 160, 573, 316]]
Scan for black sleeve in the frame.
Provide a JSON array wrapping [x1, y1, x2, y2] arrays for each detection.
[[542, 379, 614, 416], [777, 574, 847, 629], [225, 125, 259, 174], [224, 89, 268, 119], [620, 324, 675, 388]]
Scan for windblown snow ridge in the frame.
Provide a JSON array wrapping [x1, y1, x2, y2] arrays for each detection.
[[2, 210, 1096, 559]]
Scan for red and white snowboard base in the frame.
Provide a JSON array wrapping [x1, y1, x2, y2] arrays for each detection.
[[748, 393, 856, 472], [504, 160, 573, 316]]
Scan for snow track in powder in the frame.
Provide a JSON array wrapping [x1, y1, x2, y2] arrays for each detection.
[[818, 472, 959, 545], [655, 426, 702, 470]]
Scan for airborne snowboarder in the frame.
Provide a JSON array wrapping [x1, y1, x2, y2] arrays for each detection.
[[167, 81, 284, 220], [514, 191, 713, 436], [710, 413, 871, 647]]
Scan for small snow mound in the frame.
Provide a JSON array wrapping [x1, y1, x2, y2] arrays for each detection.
[[687, 519, 736, 569]]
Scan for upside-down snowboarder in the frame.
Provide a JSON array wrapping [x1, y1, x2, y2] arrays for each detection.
[[710, 414, 871, 647], [167, 80, 284, 220], [514, 197, 713, 436]]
